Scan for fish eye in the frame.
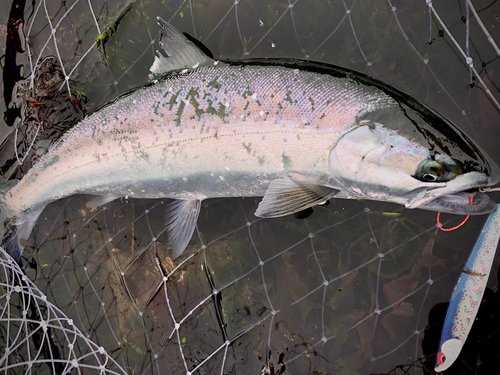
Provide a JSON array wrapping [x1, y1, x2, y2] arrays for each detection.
[[422, 173, 438, 182], [415, 160, 445, 182]]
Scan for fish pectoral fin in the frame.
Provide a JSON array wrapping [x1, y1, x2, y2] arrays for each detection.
[[149, 17, 214, 79], [255, 179, 339, 218], [86, 195, 120, 208], [165, 198, 201, 258]]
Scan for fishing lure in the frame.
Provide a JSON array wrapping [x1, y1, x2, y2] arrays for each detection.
[[435, 204, 500, 372]]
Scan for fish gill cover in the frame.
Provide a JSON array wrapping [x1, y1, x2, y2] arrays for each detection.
[[1, 0, 500, 375]]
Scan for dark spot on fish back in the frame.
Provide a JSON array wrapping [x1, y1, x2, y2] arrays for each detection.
[[208, 78, 222, 91], [282, 153, 291, 169], [175, 101, 186, 126], [42, 155, 60, 170]]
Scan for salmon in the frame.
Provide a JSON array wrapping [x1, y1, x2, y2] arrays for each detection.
[[0, 18, 496, 260]]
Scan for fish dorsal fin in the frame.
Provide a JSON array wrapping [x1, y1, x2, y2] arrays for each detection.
[[182, 31, 214, 59], [255, 179, 339, 218], [149, 17, 214, 79], [165, 197, 201, 258]]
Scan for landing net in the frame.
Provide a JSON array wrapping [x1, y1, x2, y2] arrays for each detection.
[[0, 0, 499, 374]]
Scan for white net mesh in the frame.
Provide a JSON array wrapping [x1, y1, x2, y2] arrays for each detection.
[[1, 0, 500, 374], [2, 195, 496, 374], [0, 242, 128, 374]]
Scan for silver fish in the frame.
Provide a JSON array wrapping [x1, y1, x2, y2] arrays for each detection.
[[0, 18, 497, 259]]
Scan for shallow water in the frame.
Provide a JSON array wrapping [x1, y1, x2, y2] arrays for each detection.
[[1, 0, 500, 374]]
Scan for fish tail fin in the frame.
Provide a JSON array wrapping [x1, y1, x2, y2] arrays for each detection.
[[1, 209, 45, 266], [0, 179, 44, 264], [2, 225, 23, 265]]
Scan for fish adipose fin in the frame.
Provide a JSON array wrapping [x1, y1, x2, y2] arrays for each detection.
[[165, 198, 201, 258], [149, 17, 214, 79], [255, 179, 339, 218]]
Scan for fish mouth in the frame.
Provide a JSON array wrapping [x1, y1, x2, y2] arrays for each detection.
[[405, 171, 497, 215], [419, 190, 496, 215]]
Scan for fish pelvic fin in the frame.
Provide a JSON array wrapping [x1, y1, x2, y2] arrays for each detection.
[[255, 179, 339, 218], [165, 198, 202, 258], [149, 17, 214, 79]]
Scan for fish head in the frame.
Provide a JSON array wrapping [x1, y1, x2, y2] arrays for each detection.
[[328, 100, 498, 215], [434, 338, 462, 372]]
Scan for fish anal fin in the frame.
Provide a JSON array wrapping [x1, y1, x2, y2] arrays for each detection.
[[86, 195, 120, 208], [165, 198, 201, 258], [255, 179, 339, 218], [149, 17, 213, 79]]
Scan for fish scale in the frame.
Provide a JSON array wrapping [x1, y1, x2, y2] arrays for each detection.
[[6, 65, 392, 216]]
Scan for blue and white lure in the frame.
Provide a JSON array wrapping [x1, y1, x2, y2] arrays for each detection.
[[435, 204, 500, 372]]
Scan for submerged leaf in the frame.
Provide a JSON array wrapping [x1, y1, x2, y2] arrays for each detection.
[[335, 317, 373, 370], [274, 252, 313, 320], [383, 237, 445, 308], [330, 253, 359, 310], [327, 322, 348, 354], [337, 369, 362, 375], [381, 302, 414, 343]]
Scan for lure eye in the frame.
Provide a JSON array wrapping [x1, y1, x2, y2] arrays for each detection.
[[438, 351, 446, 365], [415, 160, 445, 182]]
